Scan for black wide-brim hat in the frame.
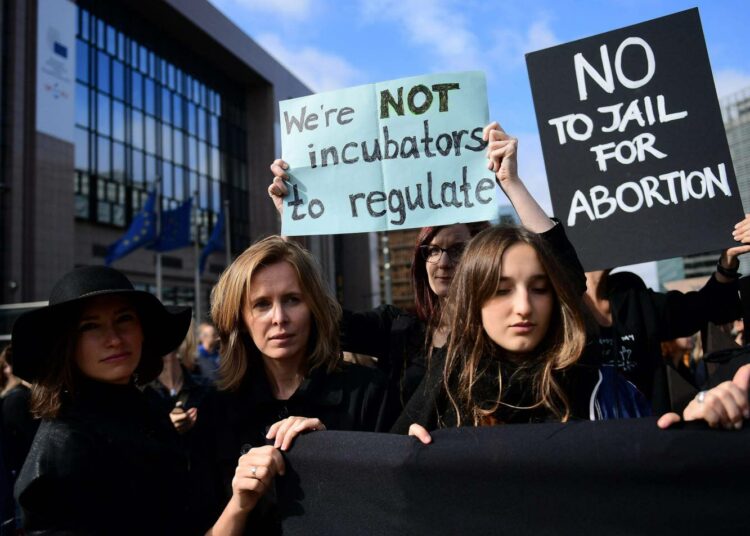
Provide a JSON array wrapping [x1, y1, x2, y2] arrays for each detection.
[[11, 265, 192, 383]]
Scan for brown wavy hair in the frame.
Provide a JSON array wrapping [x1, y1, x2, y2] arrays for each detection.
[[411, 222, 489, 322], [210, 236, 342, 392], [440, 226, 586, 426]]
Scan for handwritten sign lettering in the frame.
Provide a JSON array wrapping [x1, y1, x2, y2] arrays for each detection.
[[526, 9, 743, 270], [279, 72, 495, 236]]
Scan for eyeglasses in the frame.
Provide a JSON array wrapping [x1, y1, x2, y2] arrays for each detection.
[[419, 243, 467, 264]]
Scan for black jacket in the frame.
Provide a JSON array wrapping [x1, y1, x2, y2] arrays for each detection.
[[391, 347, 603, 433], [341, 222, 585, 430], [191, 361, 386, 535], [14, 380, 190, 535], [588, 271, 741, 412]]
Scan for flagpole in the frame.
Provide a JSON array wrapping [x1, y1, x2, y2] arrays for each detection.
[[155, 178, 162, 300], [223, 198, 231, 265], [193, 190, 201, 324]]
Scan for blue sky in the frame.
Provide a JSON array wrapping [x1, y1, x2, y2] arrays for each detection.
[[209, 0, 750, 285]]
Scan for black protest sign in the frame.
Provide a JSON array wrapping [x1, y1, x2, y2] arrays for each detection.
[[526, 9, 743, 271]]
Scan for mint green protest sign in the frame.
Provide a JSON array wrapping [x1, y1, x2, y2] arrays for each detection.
[[279, 71, 497, 236]]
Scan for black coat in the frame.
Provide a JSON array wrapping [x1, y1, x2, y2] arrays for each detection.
[[191, 361, 386, 535], [588, 271, 741, 412], [14, 380, 190, 535], [391, 347, 602, 433]]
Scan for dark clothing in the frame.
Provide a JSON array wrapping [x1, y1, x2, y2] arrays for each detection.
[[392, 348, 602, 433], [1, 385, 38, 481], [14, 380, 190, 535], [143, 365, 211, 416], [341, 222, 586, 430], [192, 362, 386, 535], [588, 271, 741, 413], [197, 345, 221, 384]]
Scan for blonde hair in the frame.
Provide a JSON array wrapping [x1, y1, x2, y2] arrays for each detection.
[[210, 236, 342, 391], [441, 226, 586, 426]]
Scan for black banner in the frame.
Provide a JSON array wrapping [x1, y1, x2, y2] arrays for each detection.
[[278, 419, 749, 535], [526, 9, 743, 270]]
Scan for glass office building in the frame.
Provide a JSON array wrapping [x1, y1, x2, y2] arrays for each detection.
[[1, 0, 379, 327]]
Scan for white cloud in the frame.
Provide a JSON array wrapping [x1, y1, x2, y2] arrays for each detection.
[[714, 69, 750, 100], [361, 0, 483, 71], [490, 17, 560, 71], [256, 33, 365, 91], [524, 19, 559, 54], [209, 0, 313, 20]]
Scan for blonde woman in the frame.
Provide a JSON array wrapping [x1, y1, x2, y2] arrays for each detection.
[[194, 236, 385, 535]]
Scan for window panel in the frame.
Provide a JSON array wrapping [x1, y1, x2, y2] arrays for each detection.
[[162, 125, 172, 160], [97, 51, 109, 92], [188, 136, 197, 171], [113, 142, 125, 182], [131, 71, 143, 109], [97, 136, 110, 177], [107, 25, 116, 54], [198, 140, 207, 175], [76, 40, 89, 82], [112, 101, 125, 141], [132, 109, 143, 149], [198, 108, 206, 140], [80, 9, 89, 40], [75, 83, 89, 127], [187, 103, 196, 134], [97, 92, 110, 135], [145, 78, 155, 115], [173, 130, 183, 165], [145, 155, 157, 184], [74, 127, 89, 172], [161, 87, 171, 123], [172, 93, 183, 128], [210, 147, 220, 180], [145, 116, 156, 154], [112, 59, 124, 100], [132, 149, 144, 183]]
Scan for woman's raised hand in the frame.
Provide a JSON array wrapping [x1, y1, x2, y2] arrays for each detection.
[[658, 364, 750, 430], [266, 416, 326, 451], [483, 121, 519, 188], [268, 159, 290, 215]]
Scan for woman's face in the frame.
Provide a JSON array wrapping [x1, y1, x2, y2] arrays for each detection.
[[480, 243, 554, 356], [242, 261, 312, 369], [74, 295, 143, 384], [425, 224, 472, 298]]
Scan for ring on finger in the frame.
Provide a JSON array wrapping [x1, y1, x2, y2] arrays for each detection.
[[696, 390, 707, 403], [251, 465, 258, 478]]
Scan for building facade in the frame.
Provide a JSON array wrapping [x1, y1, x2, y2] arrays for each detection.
[[0, 0, 375, 338]]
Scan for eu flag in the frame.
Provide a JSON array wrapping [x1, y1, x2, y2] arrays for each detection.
[[199, 210, 225, 274], [105, 190, 157, 265], [149, 198, 192, 252]]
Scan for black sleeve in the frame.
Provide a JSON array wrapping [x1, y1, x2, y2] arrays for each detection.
[[340, 304, 405, 360], [15, 424, 99, 533], [540, 220, 587, 297], [650, 274, 741, 341], [390, 350, 446, 434]]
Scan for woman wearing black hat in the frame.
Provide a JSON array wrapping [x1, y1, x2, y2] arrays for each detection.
[[11, 266, 193, 534]]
